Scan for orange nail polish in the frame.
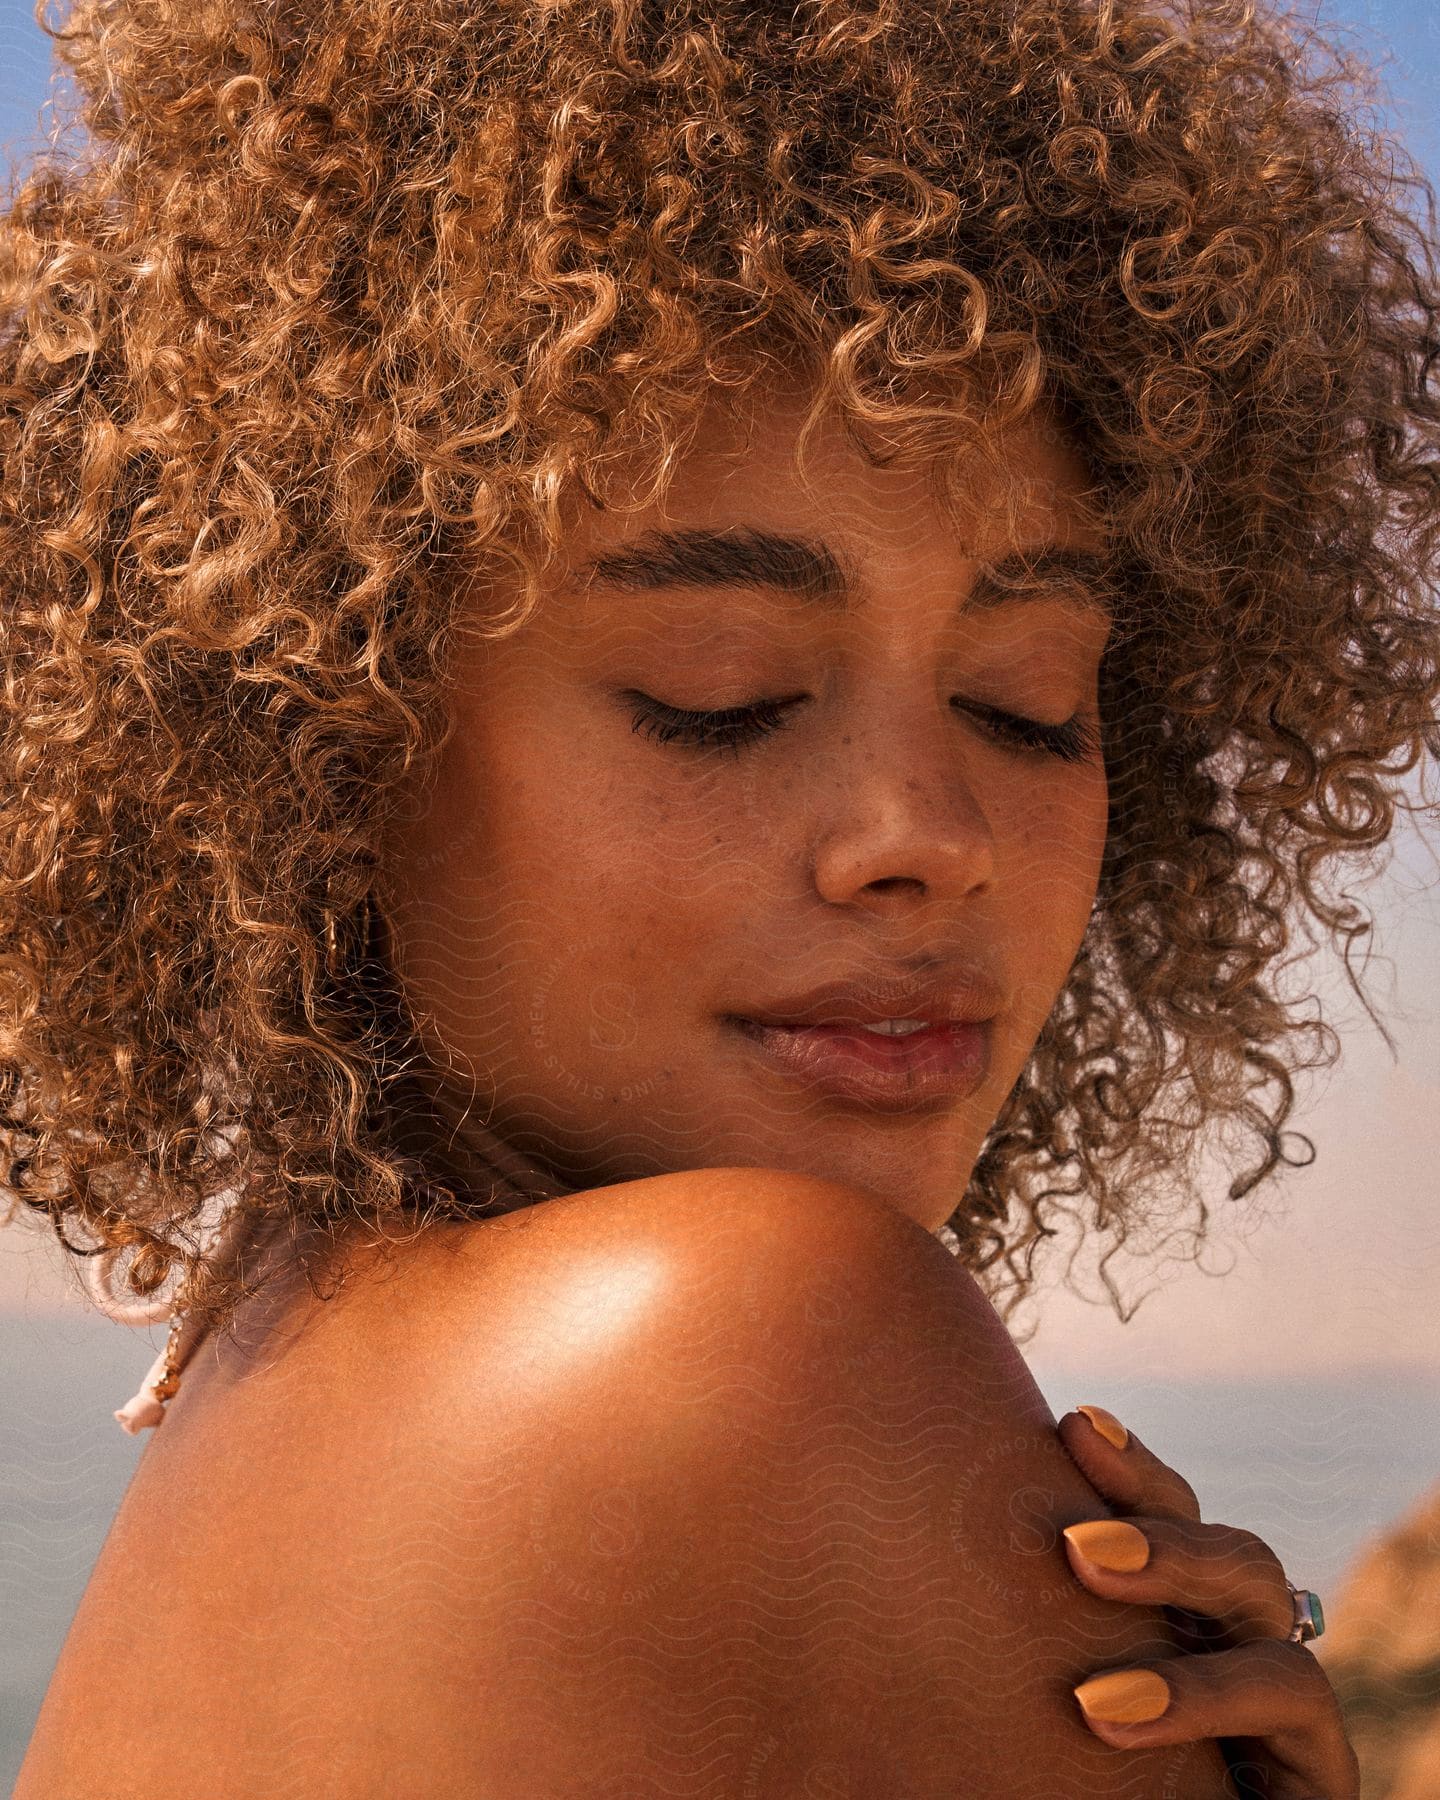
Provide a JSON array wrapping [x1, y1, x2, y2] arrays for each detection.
[[1073, 1667, 1171, 1724], [1076, 1403, 1129, 1450], [1063, 1519, 1150, 1571]]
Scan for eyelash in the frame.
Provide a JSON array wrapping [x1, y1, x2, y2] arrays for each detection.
[[625, 693, 1104, 765]]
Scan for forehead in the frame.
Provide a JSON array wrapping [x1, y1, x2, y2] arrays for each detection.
[[561, 379, 1103, 573], [552, 382, 1111, 626]]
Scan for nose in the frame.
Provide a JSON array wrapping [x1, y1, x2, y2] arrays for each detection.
[[808, 693, 997, 909]]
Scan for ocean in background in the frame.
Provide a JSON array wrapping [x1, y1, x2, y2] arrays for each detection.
[[3, 1309, 1437, 1792]]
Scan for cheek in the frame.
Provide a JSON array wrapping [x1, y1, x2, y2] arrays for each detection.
[[1007, 776, 1107, 883], [1002, 776, 1107, 1008], [458, 705, 747, 987], [522, 720, 760, 899]]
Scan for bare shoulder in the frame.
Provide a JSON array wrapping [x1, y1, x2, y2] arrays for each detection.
[[392, 1165, 1232, 1798], [16, 1169, 1231, 1798], [399, 1161, 1047, 1469], [424, 1159, 1015, 1364]]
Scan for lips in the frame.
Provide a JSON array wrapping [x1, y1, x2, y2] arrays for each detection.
[[726, 1015, 992, 1111], [731, 965, 1003, 1033]]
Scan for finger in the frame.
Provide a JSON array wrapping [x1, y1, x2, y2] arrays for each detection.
[[1058, 1404, 1203, 1523], [1071, 1639, 1360, 1798], [1061, 1514, 1295, 1645]]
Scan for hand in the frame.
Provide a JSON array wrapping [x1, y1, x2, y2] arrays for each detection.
[[1056, 1404, 1361, 1800]]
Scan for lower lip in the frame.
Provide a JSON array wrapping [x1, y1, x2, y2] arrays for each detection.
[[725, 1017, 991, 1111]]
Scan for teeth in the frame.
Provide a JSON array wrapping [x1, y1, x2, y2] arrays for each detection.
[[857, 1019, 931, 1036]]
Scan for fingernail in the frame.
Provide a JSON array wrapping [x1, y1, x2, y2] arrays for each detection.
[[1063, 1519, 1150, 1572], [1073, 1667, 1171, 1724], [1076, 1404, 1129, 1450]]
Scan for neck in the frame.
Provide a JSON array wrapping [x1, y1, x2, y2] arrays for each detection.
[[382, 1059, 579, 1219]]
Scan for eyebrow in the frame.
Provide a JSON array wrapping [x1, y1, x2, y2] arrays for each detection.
[[572, 525, 1114, 620]]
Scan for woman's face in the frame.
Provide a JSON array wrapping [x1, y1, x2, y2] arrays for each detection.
[[378, 379, 1113, 1234]]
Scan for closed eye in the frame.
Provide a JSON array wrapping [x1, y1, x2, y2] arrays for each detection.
[[958, 702, 1104, 764], [624, 692, 1103, 765]]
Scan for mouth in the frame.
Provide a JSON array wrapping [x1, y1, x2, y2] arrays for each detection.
[[722, 1015, 992, 1112]]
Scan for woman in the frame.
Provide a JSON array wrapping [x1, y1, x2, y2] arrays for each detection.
[[4, 0, 1432, 1790]]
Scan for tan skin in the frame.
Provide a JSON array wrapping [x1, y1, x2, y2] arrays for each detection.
[[15, 375, 1356, 1797], [376, 371, 1354, 1796]]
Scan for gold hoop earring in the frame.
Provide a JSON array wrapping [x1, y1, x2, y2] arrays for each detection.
[[322, 891, 377, 980]]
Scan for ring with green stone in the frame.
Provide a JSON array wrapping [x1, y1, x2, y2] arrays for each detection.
[[1285, 1583, 1325, 1644]]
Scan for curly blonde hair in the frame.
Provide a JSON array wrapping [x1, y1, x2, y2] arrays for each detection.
[[3, 0, 1438, 1354]]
